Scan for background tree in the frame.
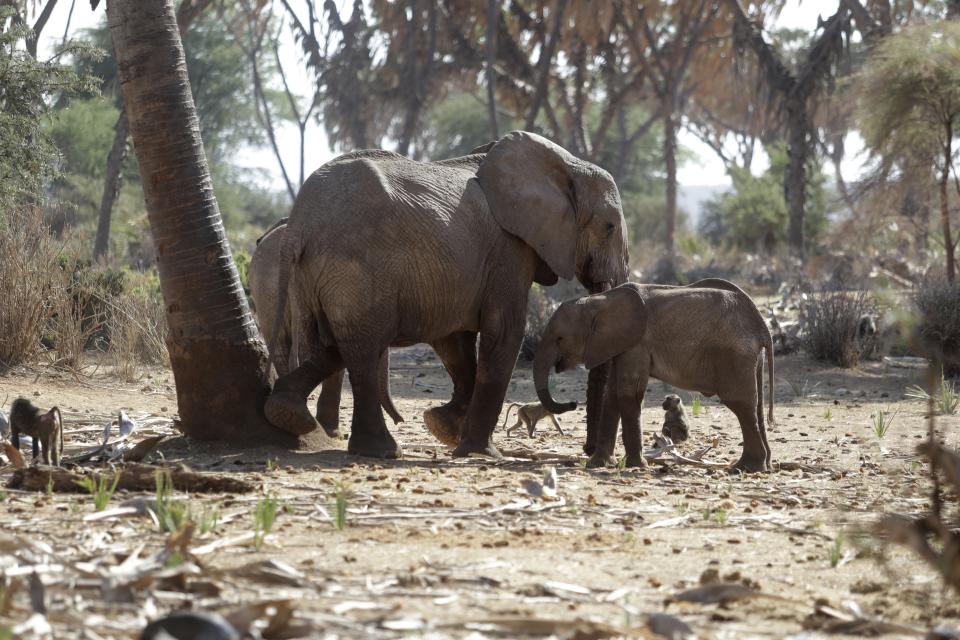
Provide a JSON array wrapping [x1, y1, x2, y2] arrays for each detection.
[[857, 22, 960, 281], [727, 0, 852, 258]]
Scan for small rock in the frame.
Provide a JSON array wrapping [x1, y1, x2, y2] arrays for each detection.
[[835, 388, 848, 397]]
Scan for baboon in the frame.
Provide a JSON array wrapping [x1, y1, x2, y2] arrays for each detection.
[[10, 398, 63, 466], [661, 394, 690, 443], [502, 402, 565, 438]]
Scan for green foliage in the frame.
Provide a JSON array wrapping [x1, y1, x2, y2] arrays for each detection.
[[871, 408, 897, 440], [48, 97, 121, 178], [154, 470, 188, 533], [691, 394, 702, 418], [0, 11, 102, 208], [700, 145, 828, 253], [76, 472, 121, 511], [254, 493, 279, 549], [419, 92, 517, 159], [333, 482, 351, 531], [829, 532, 845, 568], [857, 22, 960, 173], [905, 373, 960, 415]]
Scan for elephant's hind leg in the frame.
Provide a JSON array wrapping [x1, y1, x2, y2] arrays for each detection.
[[346, 350, 401, 459], [315, 370, 345, 439], [424, 332, 477, 447], [267, 348, 343, 436], [723, 397, 770, 473]]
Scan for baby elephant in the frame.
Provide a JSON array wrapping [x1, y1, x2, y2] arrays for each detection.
[[661, 394, 689, 443], [533, 279, 774, 472]]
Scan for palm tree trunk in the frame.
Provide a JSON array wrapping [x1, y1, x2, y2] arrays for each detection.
[[93, 109, 128, 262], [106, 0, 282, 443]]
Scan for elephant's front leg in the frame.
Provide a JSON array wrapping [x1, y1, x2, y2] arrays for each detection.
[[586, 369, 621, 468], [424, 332, 478, 447], [584, 364, 609, 455], [315, 370, 345, 439], [451, 323, 523, 458], [267, 354, 342, 436], [347, 351, 401, 459]]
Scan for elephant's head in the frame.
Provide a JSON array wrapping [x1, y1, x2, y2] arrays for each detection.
[[534, 284, 646, 414], [476, 131, 629, 293]]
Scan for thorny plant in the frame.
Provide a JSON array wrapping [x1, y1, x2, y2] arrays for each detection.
[[785, 378, 820, 399], [76, 472, 121, 512], [878, 359, 960, 596]]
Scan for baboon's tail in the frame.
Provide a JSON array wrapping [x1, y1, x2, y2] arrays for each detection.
[[501, 403, 519, 429]]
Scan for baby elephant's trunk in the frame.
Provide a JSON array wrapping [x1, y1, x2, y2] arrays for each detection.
[[533, 340, 577, 415]]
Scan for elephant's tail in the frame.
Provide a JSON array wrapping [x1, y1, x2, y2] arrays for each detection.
[[378, 351, 404, 424], [764, 330, 775, 425]]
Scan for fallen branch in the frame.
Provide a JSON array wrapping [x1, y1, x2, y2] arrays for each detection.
[[7, 463, 254, 494]]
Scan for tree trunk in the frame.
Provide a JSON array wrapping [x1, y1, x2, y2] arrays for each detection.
[[663, 104, 678, 266], [941, 136, 956, 282], [106, 0, 285, 444], [93, 109, 129, 262], [785, 99, 808, 257], [485, 0, 499, 140]]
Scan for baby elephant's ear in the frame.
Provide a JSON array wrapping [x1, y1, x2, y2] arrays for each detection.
[[583, 285, 646, 370]]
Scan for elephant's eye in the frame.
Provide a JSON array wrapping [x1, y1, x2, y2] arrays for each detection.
[[605, 222, 616, 236]]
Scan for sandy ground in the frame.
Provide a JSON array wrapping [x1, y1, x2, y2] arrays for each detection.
[[1, 348, 959, 639]]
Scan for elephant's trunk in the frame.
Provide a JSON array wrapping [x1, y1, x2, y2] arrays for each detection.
[[534, 340, 577, 415], [584, 281, 614, 449]]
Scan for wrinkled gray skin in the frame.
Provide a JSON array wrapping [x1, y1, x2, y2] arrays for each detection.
[[265, 131, 629, 459], [249, 222, 402, 438], [535, 279, 775, 472]]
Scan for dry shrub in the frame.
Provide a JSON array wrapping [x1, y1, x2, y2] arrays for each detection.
[[800, 288, 877, 367], [107, 290, 168, 381], [0, 208, 67, 367], [914, 278, 960, 376], [520, 286, 559, 362]]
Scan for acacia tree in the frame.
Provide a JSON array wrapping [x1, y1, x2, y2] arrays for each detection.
[[858, 23, 960, 282], [727, 0, 851, 258], [105, 0, 334, 447], [617, 0, 717, 271]]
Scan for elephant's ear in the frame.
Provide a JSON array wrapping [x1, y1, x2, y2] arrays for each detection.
[[477, 131, 578, 281], [584, 285, 646, 370]]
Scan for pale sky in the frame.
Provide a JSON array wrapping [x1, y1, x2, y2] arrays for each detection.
[[36, 0, 868, 193]]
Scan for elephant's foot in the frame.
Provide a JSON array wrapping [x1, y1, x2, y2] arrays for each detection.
[[265, 391, 320, 436], [586, 451, 614, 469], [423, 405, 464, 448], [583, 441, 597, 456], [729, 452, 770, 474], [625, 454, 648, 469], [451, 437, 502, 460], [315, 408, 343, 440], [347, 428, 402, 459]]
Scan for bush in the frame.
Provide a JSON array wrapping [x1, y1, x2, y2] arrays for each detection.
[[913, 278, 960, 376], [800, 288, 877, 367], [0, 208, 68, 368]]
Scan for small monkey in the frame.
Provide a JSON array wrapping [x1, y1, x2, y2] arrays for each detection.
[[502, 402, 565, 437], [10, 398, 63, 466], [661, 394, 689, 443]]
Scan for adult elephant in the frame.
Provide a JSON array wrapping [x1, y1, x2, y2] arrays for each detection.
[[265, 131, 629, 459], [248, 220, 402, 439]]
